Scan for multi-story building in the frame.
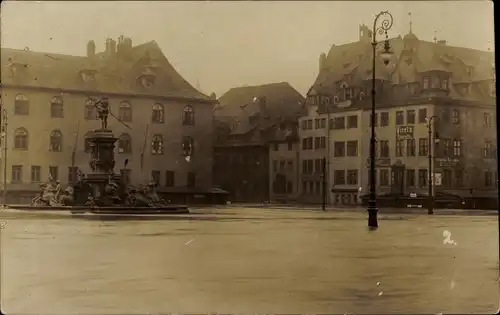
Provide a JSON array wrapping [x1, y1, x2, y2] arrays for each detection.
[[213, 82, 305, 202], [268, 122, 300, 203], [301, 24, 496, 204], [0, 37, 217, 203]]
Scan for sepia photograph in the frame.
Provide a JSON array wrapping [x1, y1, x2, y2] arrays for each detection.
[[0, 0, 497, 314]]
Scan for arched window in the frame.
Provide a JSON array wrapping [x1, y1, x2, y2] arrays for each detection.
[[14, 94, 29, 115], [14, 127, 28, 150], [152, 103, 164, 123], [182, 105, 194, 125], [84, 131, 93, 152], [50, 96, 64, 118], [118, 101, 132, 122], [333, 96, 339, 104], [151, 134, 164, 155], [49, 129, 63, 152], [182, 136, 194, 156], [359, 92, 365, 100], [118, 133, 132, 154], [84, 98, 97, 120]]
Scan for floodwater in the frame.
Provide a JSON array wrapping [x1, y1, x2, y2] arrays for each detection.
[[1, 208, 499, 314]]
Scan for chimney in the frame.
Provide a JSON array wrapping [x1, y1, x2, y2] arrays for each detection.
[[437, 40, 447, 45], [257, 96, 267, 113], [87, 40, 96, 58], [359, 24, 371, 42], [319, 53, 326, 72], [210, 92, 217, 100], [116, 35, 124, 58], [105, 38, 117, 57]]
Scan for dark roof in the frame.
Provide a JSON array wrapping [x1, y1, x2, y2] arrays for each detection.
[[216, 82, 305, 119], [309, 31, 494, 102], [1, 41, 212, 103]]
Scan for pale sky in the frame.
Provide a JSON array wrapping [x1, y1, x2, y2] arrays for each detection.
[[1, 1, 495, 96]]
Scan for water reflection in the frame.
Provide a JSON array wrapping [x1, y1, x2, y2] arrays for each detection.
[[1, 208, 498, 314]]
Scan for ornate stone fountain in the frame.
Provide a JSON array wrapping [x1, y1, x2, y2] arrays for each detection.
[[20, 97, 189, 216]]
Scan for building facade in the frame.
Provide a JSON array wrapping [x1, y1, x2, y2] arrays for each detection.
[[301, 25, 496, 204], [213, 82, 305, 203], [1, 37, 216, 203]]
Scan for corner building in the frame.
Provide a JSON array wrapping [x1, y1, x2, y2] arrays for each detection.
[[1, 37, 216, 203], [302, 25, 496, 204]]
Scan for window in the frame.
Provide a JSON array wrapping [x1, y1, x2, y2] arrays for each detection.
[[14, 127, 28, 150], [442, 78, 448, 90], [187, 172, 196, 188], [454, 169, 463, 187], [302, 159, 313, 174], [482, 141, 495, 158], [396, 139, 404, 157], [50, 96, 64, 118], [359, 92, 365, 100], [302, 137, 313, 150], [418, 108, 427, 124], [406, 169, 415, 187], [419, 138, 428, 156], [452, 139, 462, 157], [443, 169, 452, 187], [182, 136, 194, 156], [441, 108, 450, 123], [287, 142, 293, 150], [406, 139, 416, 156], [347, 170, 358, 185], [118, 133, 132, 154], [314, 137, 326, 149], [49, 130, 63, 152], [151, 134, 164, 155], [314, 118, 326, 129], [152, 103, 164, 123], [332, 117, 345, 129], [14, 94, 29, 115], [406, 110, 416, 124], [31, 165, 41, 183], [379, 169, 389, 186], [280, 160, 286, 171], [442, 139, 451, 157], [395, 111, 404, 125], [11, 165, 22, 183], [344, 87, 352, 100], [272, 143, 279, 151], [380, 141, 389, 157], [334, 170, 345, 185], [423, 76, 429, 89], [84, 132, 93, 153], [165, 171, 175, 187], [484, 113, 492, 127], [118, 101, 132, 122], [49, 166, 59, 181], [418, 169, 428, 187], [68, 166, 78, 185], [84, 98, 97, 120], [183, 105, 195, 126], [380, 112, 389, 127], [347, 115, 358, 128], [286, 160, 293, 171], [314, 159, 324, 173], [451, 109, 460, 124], [334, 141, 345, 157], [485, 171, 493, 187], [346, 141, 358, 156], [151, 170, 161, 185], [369, 113, 378, 127]]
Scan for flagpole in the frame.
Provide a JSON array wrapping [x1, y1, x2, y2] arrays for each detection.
[[1, 109, 8, 205]]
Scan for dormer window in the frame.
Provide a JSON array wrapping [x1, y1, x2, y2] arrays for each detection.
[[80, 70, 96, 83], [441, 78, 448, 90], [423, 77, 429, 89], [467, 66, 474, 77], [139, 75, 155, 88], [359, 92, 365, 100], [333, 96, 339, 104]]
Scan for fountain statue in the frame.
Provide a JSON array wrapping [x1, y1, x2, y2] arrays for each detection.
[[22, 97, 188, 216]]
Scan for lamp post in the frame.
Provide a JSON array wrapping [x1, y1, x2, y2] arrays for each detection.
[[367, 11, 394, 230], [425, 116, 439, 215], [321, 156, 327, 211]]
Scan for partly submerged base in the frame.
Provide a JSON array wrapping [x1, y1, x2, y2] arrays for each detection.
[[1, 204, 190, 220]]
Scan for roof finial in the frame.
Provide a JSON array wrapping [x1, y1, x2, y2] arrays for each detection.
[[408, 12, 413, 34], [196, 78, 201, 91], [433, 30, 437, 43]]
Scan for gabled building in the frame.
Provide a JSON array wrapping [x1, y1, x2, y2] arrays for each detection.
[[300, 24, 496, 205], [213, 82, 305, 202], [0, 36, 217, 203]]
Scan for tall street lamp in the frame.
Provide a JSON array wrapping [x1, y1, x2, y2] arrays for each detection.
[[367, 11, 394, 230], [425, 116, 439, 215]]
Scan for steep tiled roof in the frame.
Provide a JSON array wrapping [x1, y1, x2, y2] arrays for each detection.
[[1, 41, 212, 102], [309, 31, 494, 102], [216, 82, 305, 119]]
